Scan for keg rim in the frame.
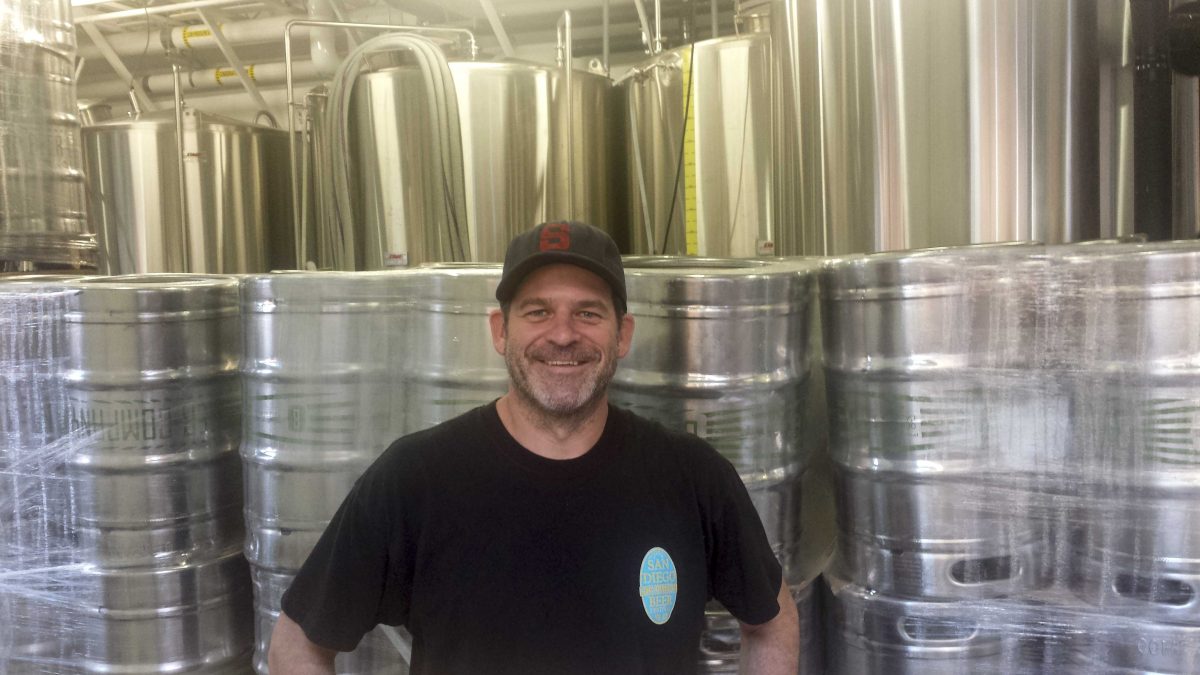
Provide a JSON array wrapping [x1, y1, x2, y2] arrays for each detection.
[[67, 273, 238, 290]]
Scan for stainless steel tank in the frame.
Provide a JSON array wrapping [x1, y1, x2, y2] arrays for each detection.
[[618, 33, 774, 257], [405, 264, 507, 430], [81, 109, 290, 275], [609, 257, 820, 573], [240, 270, 414, 675], [61, 274, 251, 673], [821, 245, 1056, 599], [1068, 243, 1200, 625], [824, 575, 1023, 674], [774, 0, 1130, 254], [332, 60, 616, 268], [0, 0, 96, 271]]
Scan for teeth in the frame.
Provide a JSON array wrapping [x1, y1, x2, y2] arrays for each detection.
[[546, 360, 580, 366]]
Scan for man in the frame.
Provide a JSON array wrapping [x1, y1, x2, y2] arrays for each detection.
[[270, 221, 799, 674]]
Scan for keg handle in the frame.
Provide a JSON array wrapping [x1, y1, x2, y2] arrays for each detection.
[[557, 11, 575, 218]]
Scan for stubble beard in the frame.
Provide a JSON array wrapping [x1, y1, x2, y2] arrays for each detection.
[[505, 339, 620, 427]]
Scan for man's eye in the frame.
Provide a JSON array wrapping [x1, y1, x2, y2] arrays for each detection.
[[579, 311, 600, 320]]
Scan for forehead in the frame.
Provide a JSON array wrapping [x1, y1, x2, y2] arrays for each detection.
[[511, 263, 614, 306]]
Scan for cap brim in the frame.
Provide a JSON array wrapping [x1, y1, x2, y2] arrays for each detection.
[[495, 251, 625, 309]]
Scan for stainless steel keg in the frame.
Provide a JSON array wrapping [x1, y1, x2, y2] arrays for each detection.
[[60, 274, 250, 673], [821, 246, 1057, 599], [240, 270, 415, 674], [63, 275, 243, 567], [76, 550, 254, 674], [404, 264, 507, 431], [611, 257, 820, 573], [1068, 243, 1200, 624], [824, 575, 1022, 675]]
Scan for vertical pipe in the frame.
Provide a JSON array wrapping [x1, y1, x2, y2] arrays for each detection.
[[711, 0, 718, 38], [1131, 0, 1175, 239], [603, 0, 610, 74], [654, 0, 663, 53], [557, 11, 575, 216], [172, 64, 191, 271]]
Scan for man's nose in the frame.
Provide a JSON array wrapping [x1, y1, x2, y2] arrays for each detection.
[[544, 313, 581, 345]]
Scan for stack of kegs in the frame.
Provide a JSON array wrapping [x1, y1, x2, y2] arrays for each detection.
[[1066, 243, 1200, 673], [0, 276, 77, 672], [821, 241, 1200, 674], [240, 271, 414, 674], [820, 245, 1065, 673], [403, 264, 507, 431], [62, 275, 252, 673], [608, 256, 824, 672]]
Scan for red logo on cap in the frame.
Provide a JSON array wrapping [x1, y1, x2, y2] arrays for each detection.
[[539, 222, 571, 251]]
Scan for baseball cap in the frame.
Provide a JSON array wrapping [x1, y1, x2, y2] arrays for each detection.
[[495, 221, 627, 313]]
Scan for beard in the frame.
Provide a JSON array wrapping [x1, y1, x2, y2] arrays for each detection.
[[505, 338, 620, 421]]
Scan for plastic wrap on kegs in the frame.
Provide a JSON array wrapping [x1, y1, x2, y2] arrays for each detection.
[[0, 0, 97, 271], [405, 264, 507, 430], [0, 276, 78, 671], [62, 274, 251, 673], [1067, 243, 1200, 625], [821, 245, 1060, 599], [240, 270, 414, 675], [610, 257, 820, 574], [824, 575, 1024, 675], [1070, 611, 1200, 673]]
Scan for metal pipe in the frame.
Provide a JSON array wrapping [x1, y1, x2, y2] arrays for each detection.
[[557, 11, 575, 216], [632, 0, 653, 53], [654, 0, 662, 53], [602, 0, 610, 74], [284, 19, 479, 267], [197, 9, 271, 113], [172, 64, 191, 271], [76, 0, 258, 24]]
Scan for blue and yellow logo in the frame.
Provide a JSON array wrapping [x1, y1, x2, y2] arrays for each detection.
[[638, 547, 678, 625]]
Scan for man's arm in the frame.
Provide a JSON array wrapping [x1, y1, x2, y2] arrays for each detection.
[[737, 579, 800, 675], [268, 610, 338, 675]]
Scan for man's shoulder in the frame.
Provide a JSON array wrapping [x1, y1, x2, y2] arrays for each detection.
[[364, 406, 490, 480], [616, 405, 732, 470]]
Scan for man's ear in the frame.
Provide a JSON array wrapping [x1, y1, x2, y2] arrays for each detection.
[[617, 314, 635, 359], [488, 308, 507, 356]]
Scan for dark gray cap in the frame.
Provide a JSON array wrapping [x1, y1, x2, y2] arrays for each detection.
[[495, 221, 627, 313]]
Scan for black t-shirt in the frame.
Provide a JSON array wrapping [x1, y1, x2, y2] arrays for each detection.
[[281, 403, 782, 674]]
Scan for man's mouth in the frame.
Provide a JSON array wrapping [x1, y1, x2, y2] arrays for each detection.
[[544, 360, 582, 366]]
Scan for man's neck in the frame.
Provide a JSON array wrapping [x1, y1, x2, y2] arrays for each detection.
[[495, 392, 609, 460]]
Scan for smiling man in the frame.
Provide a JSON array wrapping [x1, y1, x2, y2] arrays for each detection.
[[269, 221, 799, 674]]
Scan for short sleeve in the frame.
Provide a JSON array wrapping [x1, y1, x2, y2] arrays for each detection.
[[701, 452, 783, 626], [280, 452, 416, 651]]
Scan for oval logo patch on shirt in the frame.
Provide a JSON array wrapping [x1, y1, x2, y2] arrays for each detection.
[[638, 547, 678, 625]]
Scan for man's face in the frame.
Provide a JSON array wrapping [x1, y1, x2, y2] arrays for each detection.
[[489, 263, 634, 418]]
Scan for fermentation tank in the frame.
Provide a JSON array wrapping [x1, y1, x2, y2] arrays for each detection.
[[0, 0, 96, 270], [317, 59, 617, 268], [618, 33, 774, 257], [82, 109, 292, 275], [772, 0, 1132, 254]]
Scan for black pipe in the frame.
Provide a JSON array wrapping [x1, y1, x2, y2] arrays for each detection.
[[1132, 0, 1175, 240]]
